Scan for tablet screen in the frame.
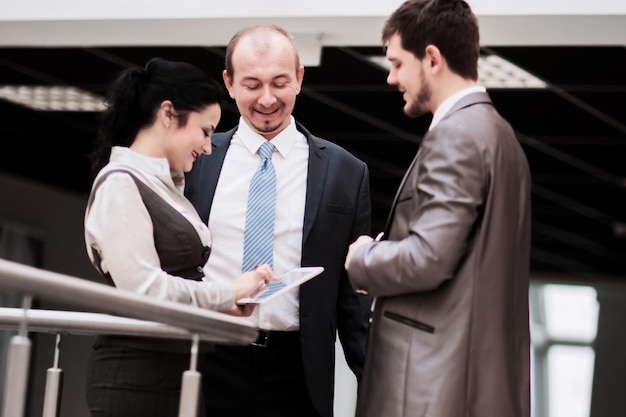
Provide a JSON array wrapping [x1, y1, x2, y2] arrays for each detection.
[[236, 266, 324, 305]]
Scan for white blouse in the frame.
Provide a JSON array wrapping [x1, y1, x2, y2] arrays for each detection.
[[84, 146, 235, 311]]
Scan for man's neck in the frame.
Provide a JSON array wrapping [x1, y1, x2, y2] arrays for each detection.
[[430, 75, 478, 114]]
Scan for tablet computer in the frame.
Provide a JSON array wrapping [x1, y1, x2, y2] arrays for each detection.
[[236, 266, 324, 305]]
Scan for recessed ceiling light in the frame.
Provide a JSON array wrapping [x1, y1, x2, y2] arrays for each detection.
[[0, 85, 106, 112], [368, 54, 547, 89], [478, 55, 547, 89]]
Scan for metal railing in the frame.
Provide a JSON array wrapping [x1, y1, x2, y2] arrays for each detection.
[[0, 258, 258, 417]]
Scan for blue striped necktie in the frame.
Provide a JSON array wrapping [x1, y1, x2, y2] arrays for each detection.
[[242, 141, 276, 272]]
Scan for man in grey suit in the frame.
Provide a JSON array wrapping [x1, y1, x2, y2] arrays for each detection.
[[344, 1, 532, 417], [185, 25, 372, 417]]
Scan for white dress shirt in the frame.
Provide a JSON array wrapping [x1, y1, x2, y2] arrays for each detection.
[[206, 116, 309, 330], [85, 146, 235, 311], [429, 85, 487, 131]]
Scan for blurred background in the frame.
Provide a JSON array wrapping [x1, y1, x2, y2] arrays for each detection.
[[0, 1, 624, 416]]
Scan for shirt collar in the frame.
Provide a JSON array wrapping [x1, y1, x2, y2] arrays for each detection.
[[110, 147, 168, 174], [429, 85, 487, 131], [236, 116, 297, 158], [108, 146, 179, 186]]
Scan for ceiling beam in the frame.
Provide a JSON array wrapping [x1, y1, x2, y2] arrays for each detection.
[[1, 1, 624, 49]]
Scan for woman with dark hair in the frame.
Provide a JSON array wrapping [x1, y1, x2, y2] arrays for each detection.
[[84, 57, 274, 416]]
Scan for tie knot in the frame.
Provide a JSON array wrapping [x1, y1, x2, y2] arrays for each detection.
[[258, 141, 275, 160]]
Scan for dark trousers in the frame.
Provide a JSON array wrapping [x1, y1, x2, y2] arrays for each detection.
[[85, 345, 205, 417], [200, 331, 321, 417]]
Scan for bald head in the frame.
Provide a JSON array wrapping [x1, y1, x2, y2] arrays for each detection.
[[225, 25, 301, 78]]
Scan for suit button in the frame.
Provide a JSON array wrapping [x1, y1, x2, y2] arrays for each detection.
[[196, 266, 203, 273]]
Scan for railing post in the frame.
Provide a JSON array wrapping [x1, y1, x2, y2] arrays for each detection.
[[42, 333, 63, 417], [0, 259, 259, 417], [1, 296, 32, 417], [178, 334, 202, 417]]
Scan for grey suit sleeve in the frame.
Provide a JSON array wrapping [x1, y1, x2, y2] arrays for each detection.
[[348, 124, 487, 297]]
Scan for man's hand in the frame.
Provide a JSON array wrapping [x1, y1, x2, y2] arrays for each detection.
[[345, 235, 373, 269], [345, 232, 384, 269]]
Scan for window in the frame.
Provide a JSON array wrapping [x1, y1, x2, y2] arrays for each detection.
[[530, 283, 599, 417]]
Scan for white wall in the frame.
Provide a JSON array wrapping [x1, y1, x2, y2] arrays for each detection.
[[335, 342, 358, 416]]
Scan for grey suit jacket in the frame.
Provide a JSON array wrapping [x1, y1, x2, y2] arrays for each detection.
[[185, 121, 373, 417], [347, 92, 531, 417]]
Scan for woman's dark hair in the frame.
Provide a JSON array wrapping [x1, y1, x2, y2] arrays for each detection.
[[89, 57, 223, 179]]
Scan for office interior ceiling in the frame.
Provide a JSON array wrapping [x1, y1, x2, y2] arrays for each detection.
[[0, 10, 624, 280]]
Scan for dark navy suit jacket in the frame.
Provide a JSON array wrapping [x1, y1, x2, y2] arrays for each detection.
[[184, 121, 372, 417]]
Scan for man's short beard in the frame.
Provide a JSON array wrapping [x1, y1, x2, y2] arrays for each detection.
[[253, 121, 282, 134], [405, 80, 432, 118]]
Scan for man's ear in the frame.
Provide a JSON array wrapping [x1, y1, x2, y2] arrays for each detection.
[[222, 70, 236, 99], [424, 45, 444, 75], [294, 65, 305, 95]]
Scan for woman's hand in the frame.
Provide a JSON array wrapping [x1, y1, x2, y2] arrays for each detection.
[[222, 264, 278, 317], [223, 303, 256, 317], [232, 264, 277, 301]]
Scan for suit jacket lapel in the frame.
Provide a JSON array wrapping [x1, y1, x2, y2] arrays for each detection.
[[297, 122, 328, 244], [205, 123, 326, 244], [384, 151, 419, 235], [384, 92, 493, 234], [197, 127, 236, 223]]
